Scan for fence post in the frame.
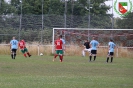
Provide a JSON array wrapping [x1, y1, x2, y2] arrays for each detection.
[[117, 47, 118, 57], [38, 44, 40, 56]]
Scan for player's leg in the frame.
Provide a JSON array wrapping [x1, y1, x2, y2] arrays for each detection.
[[25, 48, 31, 57], [11, 49, 14, 59], [59, 50, 63, 62], [93, 50, 97, 61], [110, 52, 114, 63], [82, 49, 86, 57], [89, 50, 93, 62], [21, 49, 27, 57], [11, 49, 16, 59], [13, 49, 17, 59], [106, 52, 110, 63], [87, 48, 91, 53], [53, 50, 59, 61]]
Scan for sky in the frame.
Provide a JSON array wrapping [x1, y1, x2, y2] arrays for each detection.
[[105, 0, 133, 18]]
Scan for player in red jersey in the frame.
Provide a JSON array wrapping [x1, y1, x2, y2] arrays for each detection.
[[53, 35, 64, 62], [18, 40, 31, 57]]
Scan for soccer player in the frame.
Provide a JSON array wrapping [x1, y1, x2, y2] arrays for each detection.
[[106, 39, 116, 63], [10, 36, 18, 59], [18, 40, 31, 57], [82, 40, 91, 57], [53, 35, 64, 62], [89, 36, 99, 62]]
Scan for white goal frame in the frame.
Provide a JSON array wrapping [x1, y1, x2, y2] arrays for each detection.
[[52, 28, 133, 54]]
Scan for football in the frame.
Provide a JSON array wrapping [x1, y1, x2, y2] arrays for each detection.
[[40, 53, 43, 56]]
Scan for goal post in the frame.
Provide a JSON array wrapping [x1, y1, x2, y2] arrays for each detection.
[[52, 28, 133, 56]]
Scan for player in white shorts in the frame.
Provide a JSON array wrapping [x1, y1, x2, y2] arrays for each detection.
[[82, 40, 91, 57]]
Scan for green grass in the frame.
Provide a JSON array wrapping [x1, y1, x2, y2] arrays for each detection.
[[0, 55, 133, 88]]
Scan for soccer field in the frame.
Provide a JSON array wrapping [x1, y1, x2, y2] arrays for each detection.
[[0, 55, 133, 88]]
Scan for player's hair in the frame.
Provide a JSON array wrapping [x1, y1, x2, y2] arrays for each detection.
[[92, 36, 96, 40], [60, 35, 63, 38], [110, 39, 113, 42], [13, 36, 15, 39]]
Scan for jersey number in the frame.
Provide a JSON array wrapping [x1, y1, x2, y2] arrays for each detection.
[[57, 42, 60, 45], [13, 41, 17, 45]]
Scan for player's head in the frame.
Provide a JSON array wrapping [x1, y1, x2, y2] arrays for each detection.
[[12, 36, 15, 40], [92, 36, 95, 40], [110, 39, 113, 42], [60, 35, 63, 38], [85, 39, 88, 42], [55, 35, 60, 40], [21, 39, 25, 42]]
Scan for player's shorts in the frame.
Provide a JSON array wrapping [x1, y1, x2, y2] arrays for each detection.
[[91, 50, 97, 54], [108, 52, 114, 56], [21, 48, 28, 54], [11, 49, 17, 53], [56, 50, 63, 55], [84, 48, 91, 52]]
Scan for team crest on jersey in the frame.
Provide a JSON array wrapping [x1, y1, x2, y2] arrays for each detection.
[[114, 0, 133, 16]]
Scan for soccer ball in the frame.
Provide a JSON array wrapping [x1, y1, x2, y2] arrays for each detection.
[[40, 53, 43, 56]]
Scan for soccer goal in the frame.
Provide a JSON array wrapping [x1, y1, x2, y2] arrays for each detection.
[[52, 28, 133, 57]]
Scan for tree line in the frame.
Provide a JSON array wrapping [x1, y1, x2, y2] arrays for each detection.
[[0, 0, 133, 28]]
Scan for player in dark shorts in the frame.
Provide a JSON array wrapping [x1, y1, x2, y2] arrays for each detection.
[[10, 37, 18, 59], [106, 39, 116, 63], [89, 37, 99, 62]]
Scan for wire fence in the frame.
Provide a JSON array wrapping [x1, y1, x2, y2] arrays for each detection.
[[0, 14, 113, 43]]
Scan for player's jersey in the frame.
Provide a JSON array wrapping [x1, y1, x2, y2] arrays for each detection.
[[55, 39, 63, 50], [108, 42, 116, 52], [10, 39, 18, 49], [18, 41, 26, 49], [90, 40, 99, 50], [60, 38, 65, 44], [84, 42, 90, 49]]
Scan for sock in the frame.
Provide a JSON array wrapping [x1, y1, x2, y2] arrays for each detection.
[[106, 57, 109, 63], [111, 57, 113, 62], [24, 53, 27, 57], [54, 54, 58, 58], [94, 56, 96, 61], [27, 52, 30, 56], [14, 54, 16, 59], [59, 55, 63, 62], [11, 54, 13, 59], [89, 56, 92, 61]]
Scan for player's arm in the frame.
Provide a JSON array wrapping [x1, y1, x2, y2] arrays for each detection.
[[97, 42, 100, 48], [114, 44, 116, 49], [9, 41, 12, 51], [23, 41, 26, 48], [10, 43, 11, 49], [89, 43, 92, 48]]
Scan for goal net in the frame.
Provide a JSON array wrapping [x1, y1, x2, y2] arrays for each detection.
[[52, 28, 133, 57]]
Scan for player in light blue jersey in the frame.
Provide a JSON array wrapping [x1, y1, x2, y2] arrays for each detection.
[[89, 37, 99, 62], [10, 37, 18, 59], [106, 39, 116, 63]]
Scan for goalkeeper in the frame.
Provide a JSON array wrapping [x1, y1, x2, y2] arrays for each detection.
[[82, 39, 91, 57]]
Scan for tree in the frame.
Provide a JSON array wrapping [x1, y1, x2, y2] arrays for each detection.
[[0, 0, 15, 15], [116, 12, 133, 29]]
